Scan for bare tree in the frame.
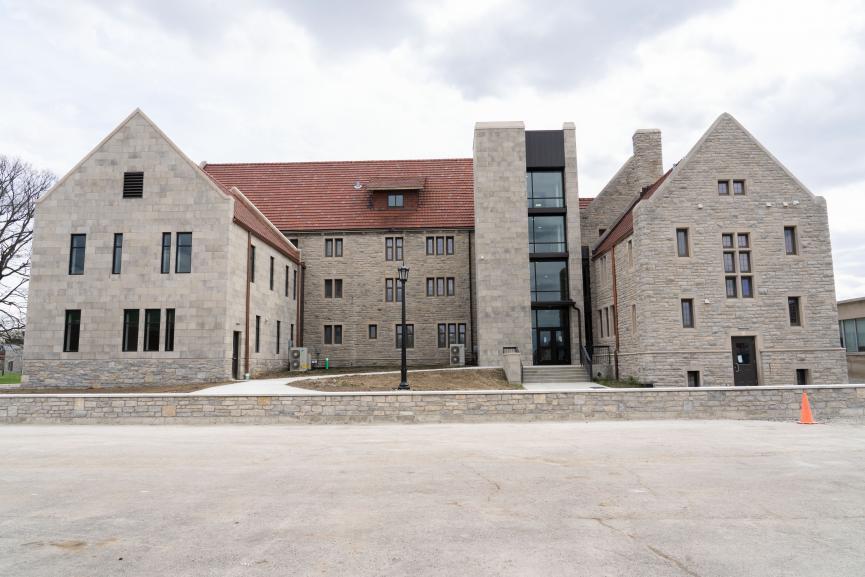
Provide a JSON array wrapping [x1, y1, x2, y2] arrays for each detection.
[[0, 156, 56, 342]]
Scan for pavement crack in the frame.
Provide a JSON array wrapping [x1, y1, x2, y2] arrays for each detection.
[[646, 545, 702, 577], [464, 465, 501, 500]]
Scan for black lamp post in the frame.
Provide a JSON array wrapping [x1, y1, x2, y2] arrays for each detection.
[[397, 262, 410, 390]]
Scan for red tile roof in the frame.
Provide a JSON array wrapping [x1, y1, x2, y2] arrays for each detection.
[[203, 159, 474, 232], [202, 171, 300, 262], [579, 197, 594, 209], [592, 169, 672, 259]]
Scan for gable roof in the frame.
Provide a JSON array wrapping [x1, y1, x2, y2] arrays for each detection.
[[592, 169, 672, 259], [579, 197, 594, 210], [203, 159, 474, 232]]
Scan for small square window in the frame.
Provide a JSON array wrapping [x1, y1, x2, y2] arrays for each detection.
[[796, 368, 809, 385], [733, 180, 745, 195], [388, 193, 404, 208], [718, 180, 730, 195], [687, 371, 701, 387]]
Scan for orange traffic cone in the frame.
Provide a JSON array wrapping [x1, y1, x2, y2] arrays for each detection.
[[798, 392, 816, 425]]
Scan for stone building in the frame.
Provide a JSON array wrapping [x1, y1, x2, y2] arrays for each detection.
[[21, 109, 848, 387], [22, 110, 300, 387], [839, 297, 865, 382]]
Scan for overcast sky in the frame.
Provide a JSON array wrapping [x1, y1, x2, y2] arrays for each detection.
[[1, 0, 864, 299]]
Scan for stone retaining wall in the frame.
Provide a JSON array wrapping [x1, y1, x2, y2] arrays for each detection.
[[1, 385, 864, 425]]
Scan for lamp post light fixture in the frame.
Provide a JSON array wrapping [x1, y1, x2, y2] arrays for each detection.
[[397, 262, 410, 390]]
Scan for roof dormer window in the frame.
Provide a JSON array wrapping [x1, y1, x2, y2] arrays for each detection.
[[387, 192, 404, 208]]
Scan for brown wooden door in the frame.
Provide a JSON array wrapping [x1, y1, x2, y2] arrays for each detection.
[[731, 337, 757, 386]]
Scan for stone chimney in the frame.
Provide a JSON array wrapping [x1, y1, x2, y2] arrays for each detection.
[[632, 129, 663, 189]]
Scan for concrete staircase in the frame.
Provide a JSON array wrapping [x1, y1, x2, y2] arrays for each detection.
[[522, 365, 590, 384]]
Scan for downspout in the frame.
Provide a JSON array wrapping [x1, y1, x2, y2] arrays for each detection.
[[467, 231, 475, 365], [244, 230, 251, 378], [298, 263, 306, 347], [611, 246, 620, 380]]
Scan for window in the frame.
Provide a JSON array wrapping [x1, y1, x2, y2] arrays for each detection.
[[458, 323, 466, 345], [290, 323, 295, 346], [718, 180, 730, 195], [447, 277, 455, 296], [598, 310, 604, 338], [334, 279, 343, 298], [325, 239, 333, 257], [598, 228, 606, 237], [436, 277, 445, 296], [368, 324, 377, 339], [446, 236, 454, 255], [69, 234, 86, 275], [627, 240, 633, 268], [788, 296, 801, 326], [687, 371, 701, 387], [387, 193, 404, 208], [733, 180, 745, 195], [325, 279, 332, 298], [324, 238, 342, 257], [63, 310, 80, 352], [335, 238, 343, 257], [396, 279, 403, 302], [722, 233, 733, 249], [165, 309, 175, 352], [386, 279, 394, 302], [841, 319, 864, 352], [796, 369, 810, 386], [725, 277, 738, 298], [426, 237, 434, 255], [437, 324, 447, 348], [448, 323, 457, 346], [631, 304, 637, 333], [144, 309, 160, 352], [285, 266, 289, 297], [122, 171, 144, 198], [739, 251, 751, 273], [385, 237, 404, 261], [112, 234, 123, 274], [737, 233, 749, 248], [605, 307, 610, 337], [529, 215, 567, 253], [276, 320, 281, 354], [161, 233, 171, 274], [269, 257, 275, 290], [784, 226, 798, 255], [395, 324, 414, 348], [436, 236, 444, 255], [426, 278, 435, 297], [292, 270, 297, 300], [385, 237, 393, 261], [741, 276, 753, 298], [176, 232, 192, 273], [676, 228, 689, 257], [324, 324, 342, 345], [530, 260, 568, 302], [723, 252, 735, 273], [255, 315, 261, 353], [526, 171, 564, 208], [681, 299, 694, 328], [250, 245, 256, 282], [122, 309, 139, 352]]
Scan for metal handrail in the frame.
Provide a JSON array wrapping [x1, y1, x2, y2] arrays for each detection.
[[580, 344, 593, 382]]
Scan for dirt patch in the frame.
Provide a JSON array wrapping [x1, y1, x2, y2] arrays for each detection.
[[2, 382, 215, 395], [290, 368, 520, 392]]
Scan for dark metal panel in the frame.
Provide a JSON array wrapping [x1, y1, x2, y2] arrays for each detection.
[[526, 131, 565, 168]]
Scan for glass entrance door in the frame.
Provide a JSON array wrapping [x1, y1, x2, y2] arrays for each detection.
[[532, 308, 570, 365]]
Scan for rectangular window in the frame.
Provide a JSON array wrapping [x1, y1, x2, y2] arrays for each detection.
[[627, 240, 633, 268], [605, 307, 610, 337], [290, 323, 295, 346], [741, 276, 754, 298], [276, 320, 281, 354], [334, 325, 342, 344], [161, 233, 171, 274], [718, 180, 730, 195], [250, 245, 256, 282], [841, 319, 858, 352], [737, 233, 749, 248], [733, 180, 745, 195], [722, 233, 733, 249], [387, 193, 404, 208], [335, 279, 343, 298], [325, 279, 333, 298], [681, 299, 694, 328], [426, 278, 435, 297], [526, 171, 565, 208], [687, 371, 701, 387], [858, 319, 865, 353], [530, 260, 568, 302], [396, 279, 403, 303], [788, 296, 801, 326], [631, 304, 637, 333], [334, 238, 343, 257], [63, 309, 81, 352], [285, 266, 289, 297], [122, 171, 144, 198], [725, 277, 738, 298], [292, 270, 297, 300], [446, 236, 454, 255], [269, 257, 275, 290], [122, 309, 139, 352], [426, 237, 434, 255], [386, 279, 394, 302], [395, 324, 414, 348], [165, 309, 175, 352], [325, 239, 333, 257], [324, 324, 332, 345], [436, 277, 445, 296], [723, 252, 735, 273], [446, 277, 455, 296], [385, 237, 394, 261], [458, 323, 466, 345], [368, 324, 377, 339], [255, 315, 261, 353], [796, 368, 809, 386], [437, 324, 447, 348], [176, 232, 192, 273], [598, 310, 604, 338], [436, 236, 444, 255], [529, 215, 567, 253], [448, 323, 457, 346], [144, 309, 160, 352], [69, 234, 86, 275], [395, 237, 403, 260], [112, 233, 123, 274], [739, 251, 751, 273], [784, 226, 798, 255], [676, 228, 689, 257]]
